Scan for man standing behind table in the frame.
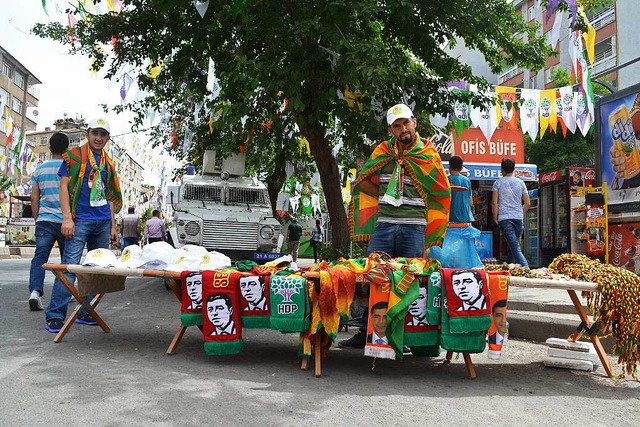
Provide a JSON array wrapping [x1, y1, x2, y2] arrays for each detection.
[[492, 157, 530, 267], [340, 102, 451, 348], [44, 118, 122, 333], [144, 209, 167, 244], [28, 132, 70, 311], [120, 207, 140, 248], [447, 156, 474, 224]]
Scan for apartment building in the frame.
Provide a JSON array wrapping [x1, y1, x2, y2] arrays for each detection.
[[499, 0, 638, 91], [0, 45, 41, 184], [27, 115, 88, 163]]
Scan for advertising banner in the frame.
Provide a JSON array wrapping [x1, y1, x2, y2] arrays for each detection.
[[452, 128, 525, 164], [598, 88, 640, 205], [584, 188, 608, 262], [443, 162, 537, 182], [567, 167, 595, 195], [608, 222, 640, 275]]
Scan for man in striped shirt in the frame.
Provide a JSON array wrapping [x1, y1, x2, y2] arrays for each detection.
[[28, 132, 69, 311]]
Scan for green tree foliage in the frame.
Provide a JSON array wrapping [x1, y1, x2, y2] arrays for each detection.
[[525, 67, 614, 172], [34, 0, 555, 251]]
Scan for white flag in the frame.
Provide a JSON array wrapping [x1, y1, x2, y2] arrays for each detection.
[[575, 91, 592, 137], [548, 11, 564, 49], [470, 95, 497, 142], [569, 30, 582, 81], [520, 89, 540, 141], [559, 86, 576, 134]]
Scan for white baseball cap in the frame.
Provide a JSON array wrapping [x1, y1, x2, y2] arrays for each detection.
[[180, 244, 210, 258], [386, 103, 414, 126], [87, 117, 111, 134], [140, 241, 182, 264], [82, 248, 118, 267], [116, 245, 144, 268]]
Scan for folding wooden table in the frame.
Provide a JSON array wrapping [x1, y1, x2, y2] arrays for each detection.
[[42, 263, 192, 355]]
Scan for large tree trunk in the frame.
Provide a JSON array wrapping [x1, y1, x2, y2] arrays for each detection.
[[265, 163, 287, 223], [298, 120, 351, 254]]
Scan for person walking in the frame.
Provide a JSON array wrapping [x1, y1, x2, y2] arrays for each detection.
[[44, 117, 122, 333], [286, 217, 302, 262], [144, 209, 167, 244], [310, 218, 323, 263], [28, 132, 69, 311], [492, 157, 530, 267], [341, 102, 451, 348], [120, 206, 140, 247]]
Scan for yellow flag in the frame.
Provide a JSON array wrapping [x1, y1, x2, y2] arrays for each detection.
[[579, 8, 596, 65], [299, 137, 311, 156], [208, 116, 214, 134], [495, 86, 518, 130], [539, 89, 557, 138], [149, 62, 162, 80]]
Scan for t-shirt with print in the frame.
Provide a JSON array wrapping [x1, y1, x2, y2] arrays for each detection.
[[31, 159, 64, 223], [58, 153, 112, 221], [448, 174, 474, 223], [492, 176, 527, 221]]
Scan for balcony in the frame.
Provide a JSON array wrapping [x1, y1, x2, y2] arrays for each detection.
[[498, 66, 523, 84], [592, 48, 616, 76], [589, 5, 615, 30]]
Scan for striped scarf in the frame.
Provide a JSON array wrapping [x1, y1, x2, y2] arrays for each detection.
[[349, 134, 451, 250], [62, 144, 122, 216]]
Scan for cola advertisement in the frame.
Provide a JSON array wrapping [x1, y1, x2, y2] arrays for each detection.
[[608, 223, 640, 275], [585, 192, 607, 262], [596, 82, 640, 211]]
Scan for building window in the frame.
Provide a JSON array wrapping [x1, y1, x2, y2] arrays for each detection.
[[40, 136, 47, 146], [39, 153, 47, 162], [528, 5, 536, 21], [14, 72, 25, 89], [12, 97, 23, 113], [593, 36, 617, 76], [529, 76, 537, 89], [544, 66, 557, 84], [0, 87, 9, 110], [2, 61, 11, 77], [0, 146, 5, 156]]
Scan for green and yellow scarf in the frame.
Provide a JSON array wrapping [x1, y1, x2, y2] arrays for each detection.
[[63, 143, 122, 216], [349, 134, 451, 250]]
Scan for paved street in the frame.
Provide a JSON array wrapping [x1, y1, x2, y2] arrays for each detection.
[[1, 258, 639, 426]]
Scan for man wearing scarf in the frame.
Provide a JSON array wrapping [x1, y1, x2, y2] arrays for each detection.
[[44, 118, 122, 333], [339, 103, 451, 348]]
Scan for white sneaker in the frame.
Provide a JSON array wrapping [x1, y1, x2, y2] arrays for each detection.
[[29, 291, 43, 311]]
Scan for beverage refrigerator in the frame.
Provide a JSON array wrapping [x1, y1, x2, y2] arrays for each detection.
[[523, 189, 539, 267], [538, 167, 595, 266]]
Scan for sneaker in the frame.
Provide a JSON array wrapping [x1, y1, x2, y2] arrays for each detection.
[[45, 318, 64, 333], [29, 291, 43, 311], [76, 313, 98, 326], [337, 331, 366, 349]]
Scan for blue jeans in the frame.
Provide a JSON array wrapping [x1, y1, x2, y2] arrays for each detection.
[[45, 219, 111, 321], [122, 237, 138, 248], [359, 222, 425, 334], [29, 221, 66, 296], [367, 222, 426, 258], [499, 219, 528, 267]]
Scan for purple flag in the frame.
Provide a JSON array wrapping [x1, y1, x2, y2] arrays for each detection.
[[546, 0, 561, 22]]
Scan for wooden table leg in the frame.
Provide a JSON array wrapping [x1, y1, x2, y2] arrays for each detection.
[[314, 333, 322, 378], [167, 325, 188, 355], [567, 290, 614, 378], [301, 358, 309, 371], [51, 270, 110, 343], [444, 350, 453, 364], [462, 353, 477, 380]]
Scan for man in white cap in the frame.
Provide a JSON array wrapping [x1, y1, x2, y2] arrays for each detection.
[[341, 103, 451, 348], [44, 117, 123, 333]]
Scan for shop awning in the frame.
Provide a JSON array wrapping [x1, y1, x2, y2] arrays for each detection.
[[443, 163, 538, 182]]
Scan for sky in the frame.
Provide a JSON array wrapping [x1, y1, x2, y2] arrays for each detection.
[[0, 0, 136, 136]]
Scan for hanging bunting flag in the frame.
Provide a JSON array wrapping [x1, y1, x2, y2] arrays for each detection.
[[120, 72, 133, 103], [149, 62, 162, 79], [299, 137, 311, 156], [519, 89, 540, 141], [182, 127, 193, 156], [559, 86, 576, 134], [41, 0, 49, 16], [577, 44, 595, 127], [580, 9, 596, 65], [67, 13, 78, 47], [193, 0, 210, 18], [344, 86, 364, 112], [495, 86, 518, 131], [208, 116, 214, 134], [539, 89, 557, 138], [548, 10, 564, 50], [569, 30, 581, 84], [555, 90, 568, 137], [546, 0, 561, 21], [450, 88, 470, 143], [575, 89, 592, 137], [470, 97, 497, 142]]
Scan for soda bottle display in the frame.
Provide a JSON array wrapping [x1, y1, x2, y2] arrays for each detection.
[[609, 106, 640, 179]]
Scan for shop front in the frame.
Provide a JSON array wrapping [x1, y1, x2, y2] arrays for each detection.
[[439, 127, 538, 265]]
